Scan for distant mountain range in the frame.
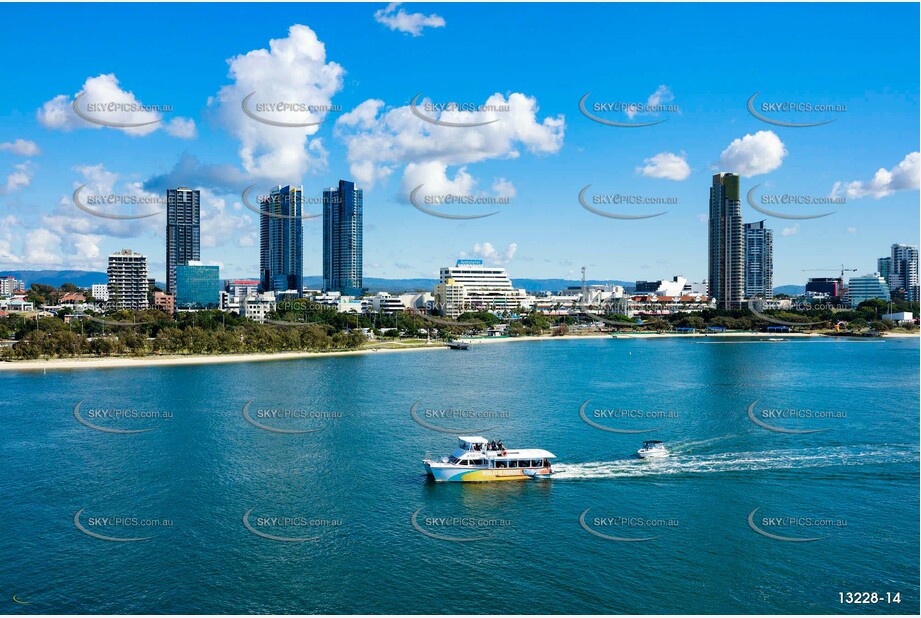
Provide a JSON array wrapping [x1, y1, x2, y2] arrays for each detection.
[[0, 270, 109, 288], [2, 270, 805, 297], [773, 285, 806, 296], [303, 276, 636, 294]]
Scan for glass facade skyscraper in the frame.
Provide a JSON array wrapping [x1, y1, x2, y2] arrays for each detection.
[[259, 185, 304, 295], [744, 220, 774, 299], [166, 187, 200, 295], [708, 173, 744, 309], [323, 179, 363, 296]]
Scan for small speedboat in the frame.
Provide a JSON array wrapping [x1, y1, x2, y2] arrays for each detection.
[[446, 340, 469, 350], [637, 440, 669, 459]]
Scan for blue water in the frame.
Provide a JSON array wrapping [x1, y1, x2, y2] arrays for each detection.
[[1, 337, 918, 614]]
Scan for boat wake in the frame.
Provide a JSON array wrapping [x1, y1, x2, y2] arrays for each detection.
[[552, 445, 919, 480]]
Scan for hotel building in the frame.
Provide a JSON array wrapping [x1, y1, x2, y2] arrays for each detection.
[[434, 260, 527, 318]]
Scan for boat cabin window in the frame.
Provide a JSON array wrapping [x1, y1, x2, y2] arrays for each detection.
[[508, 460, 517, 468], [469, 459, 484, 466], [448, 456, 460, 464]]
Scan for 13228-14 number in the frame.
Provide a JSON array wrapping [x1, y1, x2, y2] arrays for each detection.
[[839, 592, 901, 604]]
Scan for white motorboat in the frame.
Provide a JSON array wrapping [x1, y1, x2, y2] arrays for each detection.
[[637, 440, 669, 459]]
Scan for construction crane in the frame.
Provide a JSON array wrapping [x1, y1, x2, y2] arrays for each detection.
[[801, 264, 858, 279], [802, 265, 858, 297]]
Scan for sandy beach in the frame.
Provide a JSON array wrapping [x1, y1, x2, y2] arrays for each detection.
[[0, 330, 914, 372], [0, 343, 449, 372]]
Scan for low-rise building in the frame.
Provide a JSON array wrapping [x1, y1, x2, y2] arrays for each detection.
[[240, 292, 276, 323], [0, 298, 35, 312], [59, 292, 86, 305], [635, 276, 707, 298], [153, 291, 175, 314], [90, 283, 109, 302], [369, 292, 405, 314], [882, 311, 913, 324], [622, 294, 714, 318], [227, 279, 260, 303]]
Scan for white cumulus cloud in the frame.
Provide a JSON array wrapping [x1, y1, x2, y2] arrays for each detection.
[[718, 130, 787, 177], [210, 24, 344, 182], [23, 228, 63, 266], [637, 152, 690, 181], [401, 161, 476, 199], [336, 92, 564, 198], [37, 74, 196, 138], [0, 139, 41, 157], [374, 3, 445, 36], [461, 242, 518, 265], [0, 216, 22, 265], [2, 162, 33, 194], [831, 152, 920, 199]]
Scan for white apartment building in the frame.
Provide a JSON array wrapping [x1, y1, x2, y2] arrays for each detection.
[[0, 276, 24, 298], [107, 249, 149, 310], [91, 283, 109, 302], [434, 278, 468, 318], [240, 292, 276, 323], [370, 292, 405, 314], [889, 243, 919, 301]]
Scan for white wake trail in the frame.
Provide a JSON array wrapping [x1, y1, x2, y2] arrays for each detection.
[[552, 445, 919, 480]]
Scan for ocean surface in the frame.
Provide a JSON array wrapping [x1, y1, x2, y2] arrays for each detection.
[[1, 336, 918, 614]]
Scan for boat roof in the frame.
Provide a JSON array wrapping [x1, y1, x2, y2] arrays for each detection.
[[458, 436, 488, 444], [494, 448, 556, 459], [643, 440, 664, 445]]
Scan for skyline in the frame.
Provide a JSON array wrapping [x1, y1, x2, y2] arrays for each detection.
[[0, 3, 919, 287]]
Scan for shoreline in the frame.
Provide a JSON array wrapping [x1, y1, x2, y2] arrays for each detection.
[[0, 330, 916, 372]]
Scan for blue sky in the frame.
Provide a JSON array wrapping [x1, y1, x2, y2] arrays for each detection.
[[0, 2, 918, 287]]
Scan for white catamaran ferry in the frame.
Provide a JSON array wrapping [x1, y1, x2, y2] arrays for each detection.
[[423, 436, 556, 482]]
